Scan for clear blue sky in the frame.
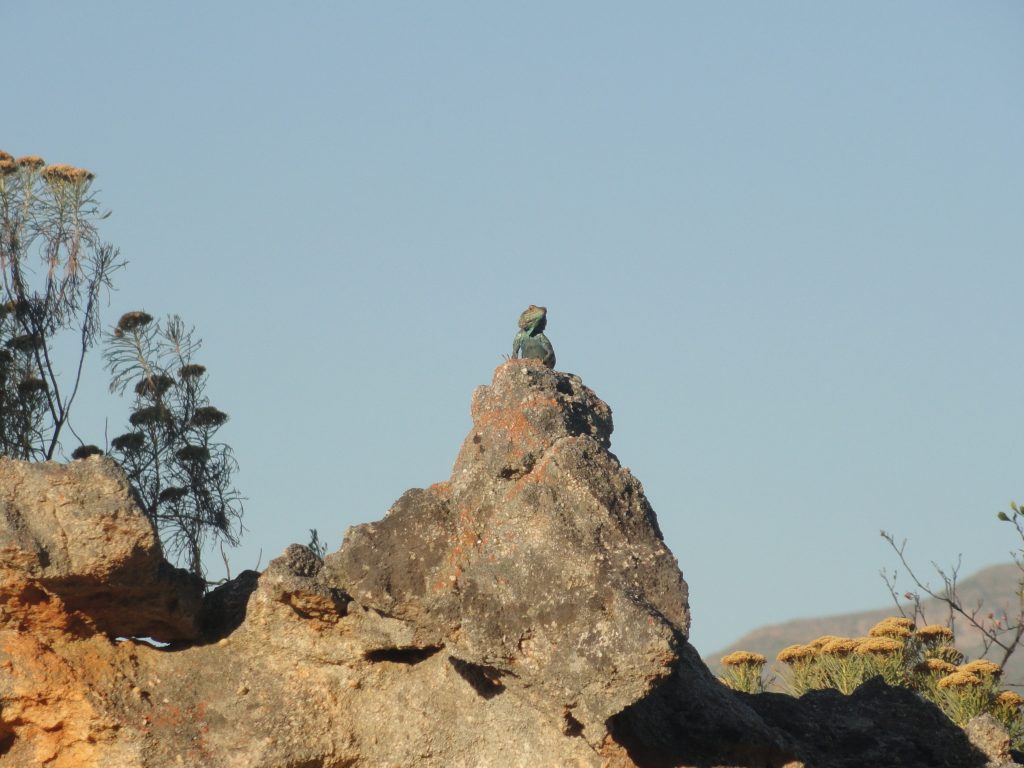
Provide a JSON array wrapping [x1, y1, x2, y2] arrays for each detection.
[[6, 2, 1022, 653]]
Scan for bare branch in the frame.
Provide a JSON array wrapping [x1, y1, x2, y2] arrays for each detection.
[[881, 518, 1024, 673]]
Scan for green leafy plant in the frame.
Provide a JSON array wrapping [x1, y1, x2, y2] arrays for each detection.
[[105, 311, 243, 579], [307, 529, 329, 559]]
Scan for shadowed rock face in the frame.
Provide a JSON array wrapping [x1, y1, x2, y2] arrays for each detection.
[[0, 361, 1007, 767]]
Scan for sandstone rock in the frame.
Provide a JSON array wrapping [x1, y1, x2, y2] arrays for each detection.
[[965, 713, 1017, 768], [325, 360, 690, 742], [0, 361, 1015, 767], [0, 456, 202, 642]]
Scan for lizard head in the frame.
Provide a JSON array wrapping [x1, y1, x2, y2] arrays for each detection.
[[517, 305, 547, 334]]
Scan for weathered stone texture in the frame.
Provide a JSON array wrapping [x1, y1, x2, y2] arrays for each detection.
[[0, 360, 1013, 767], [325, 360, 689, 740], [965, 713, 1018, 768], [0, 456, 202, 641]]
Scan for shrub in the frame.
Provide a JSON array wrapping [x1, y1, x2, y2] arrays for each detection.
[[2, 149, 245, 582], [106, 312, 243, 579], [761, 617, 1024, 747], [719, 651, 769, 694], [0, 149, 123, 459]]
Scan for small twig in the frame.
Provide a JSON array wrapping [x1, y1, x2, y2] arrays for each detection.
[[220, 541, 232, 582]]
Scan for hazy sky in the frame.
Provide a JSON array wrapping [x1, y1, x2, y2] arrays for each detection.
[[5, 2, 1022, 653]]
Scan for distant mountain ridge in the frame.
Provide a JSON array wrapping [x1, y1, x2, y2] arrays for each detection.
[[706, 562, 1023, 687]]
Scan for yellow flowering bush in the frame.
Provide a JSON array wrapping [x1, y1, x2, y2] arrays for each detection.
[[719, 651, 769, 694], [761, 617, 1020, 746], [995, 691, 1024, 745], [855, 636, 907, 686], [959, 659, 1001, 679], [775, 644, 819, 695], [934, 670, 993, 726]]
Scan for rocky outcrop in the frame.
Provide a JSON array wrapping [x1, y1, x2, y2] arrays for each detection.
[[0, 456, 202, 642], [324, 361, 689, 741], [0, 360, 1010, 767]]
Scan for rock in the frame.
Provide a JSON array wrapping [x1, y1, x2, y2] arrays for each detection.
[[738, 677, 996, 768], [609, 643, 799, 766], [325, 360, 690, 741], [0, 456, 202, 641], [197, 569, 260, 641], [0, 360, 1015, 767], [965, 713, 1016, 767], [258, 545, 349, 627]]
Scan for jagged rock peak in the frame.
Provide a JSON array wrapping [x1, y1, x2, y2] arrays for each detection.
[[325, 359, 690, 742], [453, 358, 614, 482]]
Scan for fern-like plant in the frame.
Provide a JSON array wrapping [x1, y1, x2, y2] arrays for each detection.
[[105, 312, 243, 579], [0, 151, 123, 459]]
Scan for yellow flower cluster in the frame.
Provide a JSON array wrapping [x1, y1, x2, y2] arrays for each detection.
[[807, 635, 842, 649], [856, 637, 903, 655], [778, 632, 912, 661], [937, 670, 983, 689], [959, 660, 1001, 678], [915, 658, 957, 675], [868, 617, 914, 639], [776, 644, 815, 664], [1, 151, 46, 179], [997, 691, 1024, 708], [819, 637, 862, 656], [115, 311, 154, 334], [916, 624, 954, 644], [721, 651, 766, 668]]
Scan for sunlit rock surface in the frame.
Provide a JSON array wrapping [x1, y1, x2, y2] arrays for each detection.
[[0, 362, 1004, 767]]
